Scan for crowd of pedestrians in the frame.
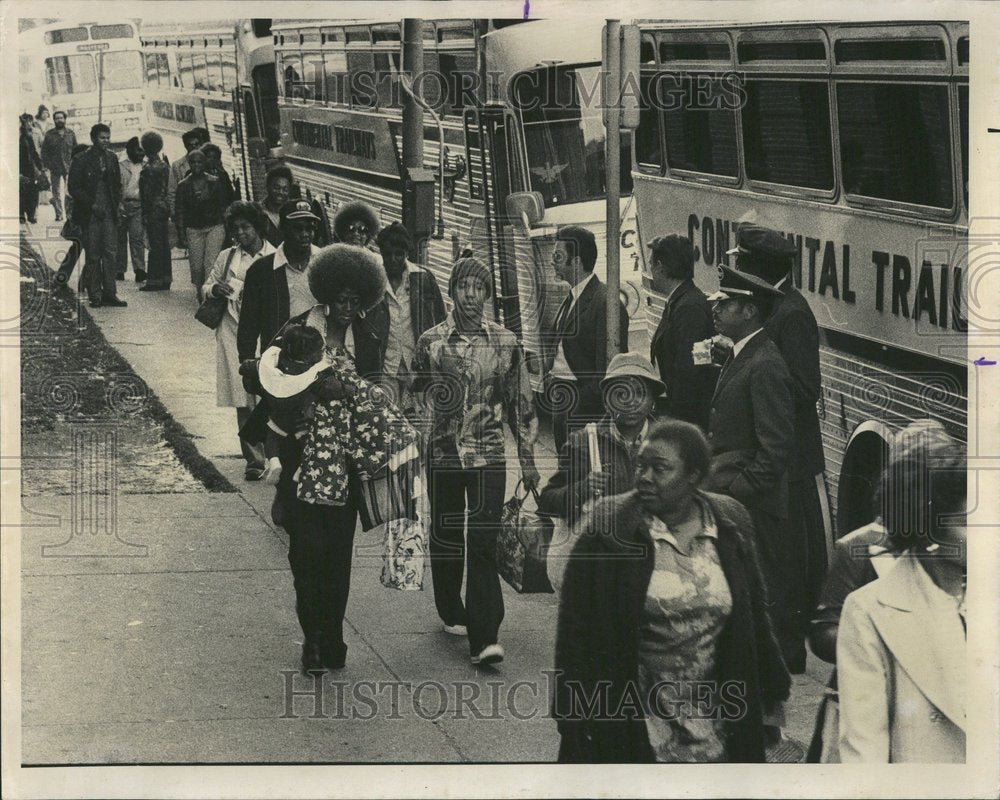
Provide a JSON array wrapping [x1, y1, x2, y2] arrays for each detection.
[[28, 116, 967, 765]]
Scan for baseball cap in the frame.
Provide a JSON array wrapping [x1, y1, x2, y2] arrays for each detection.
[[279, 199, 321, 225]]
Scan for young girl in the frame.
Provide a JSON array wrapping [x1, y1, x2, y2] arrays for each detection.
[[258, 324, 330, 485]]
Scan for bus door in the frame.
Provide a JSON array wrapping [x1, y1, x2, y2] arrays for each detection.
[[464, 104, 541, 371]]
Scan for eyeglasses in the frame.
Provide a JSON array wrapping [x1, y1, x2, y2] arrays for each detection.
[[347, 222, 370, 235]]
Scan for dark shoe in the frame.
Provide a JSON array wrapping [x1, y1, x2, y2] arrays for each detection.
[[320, 640, 347, 670], [27, 217, 37, 224], [89, 299, 102, 308], [135, 270, 147, 283], [300, 641, 324, 675], [103, 298, 128, 308], [116, 272, 125, 280], [244, 465, 265, 481], [270, 495, 285, 527], [54, 214, 64, 222], [139, 282, 166, 292]]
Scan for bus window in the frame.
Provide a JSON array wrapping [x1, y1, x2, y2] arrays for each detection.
[[204, 53, 223, 92], [835, 39, 946, 63], [45, 55, 96, 95], [439, 52, 477, 115], [518, 65, 608, 207], [191, 53, 209, 91], [177, 53, 194, 90], [145, 53, 160, 86], [283, 54, 303, 99], [374, 52, 401, 110], [252, 63, 281, 146], [44, 27, 88, 45], [251, 20, 272, 39], [346, 50, 377, 109], [102, 51, 143, 91], [91, 24, 134, 40], [221, 50, 236, 92], [661, 74, 738, 177], [323, 51, 350, 106], [302, 52, 324, 101], [635, 73, 664, 173], [742, 79, 833, 190], [837, 82, 953, 209], [959, 85, 968, 208], [157, 53, 170, 86]]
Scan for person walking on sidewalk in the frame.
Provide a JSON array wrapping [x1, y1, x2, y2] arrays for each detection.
[[40, 110, 76, 222], [552, 420, 791, 763], [237, 200, 321, 365], [54, 144, 91, 288], [203, 201, 275, 481], [117, 137, 147, 283], [174, 149, 228, 304], [19, 114, 44, 225], [138, 131, 172, 292], [412, 256, 541, 667], [68, 123, 126, 308], [167, 126, 209, 240]]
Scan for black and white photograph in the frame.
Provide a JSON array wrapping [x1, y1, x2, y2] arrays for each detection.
[[2, 1, 998, 797]]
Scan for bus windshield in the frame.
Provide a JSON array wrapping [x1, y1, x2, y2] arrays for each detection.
[[516, 64, 632, 207], [45, 54, 97, 95], [101, 51, 143, 91]]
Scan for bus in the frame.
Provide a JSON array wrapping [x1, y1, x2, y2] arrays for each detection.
[[19, 21, 146, 146], [269, 17, 645, 383], [627, 20, 969, 532], [475, 18, 647, 369], [270, 18, 483, 290], [138, 19, 279, 202]]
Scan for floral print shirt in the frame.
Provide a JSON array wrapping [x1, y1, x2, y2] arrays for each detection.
[[637, 495, 733, 763], [413, 313, 537, 472]]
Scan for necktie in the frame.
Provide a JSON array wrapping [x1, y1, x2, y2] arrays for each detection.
[[553, 292, 573, 335], [718, 350, 735, 381]]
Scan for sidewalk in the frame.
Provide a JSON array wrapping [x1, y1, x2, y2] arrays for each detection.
[[20, 208, 829, 763]]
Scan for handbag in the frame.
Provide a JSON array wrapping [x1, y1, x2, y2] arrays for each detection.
[[35, 170, 51, 192], [194, 246, 237, 329], [497, 479, 554, 594], [380, 516, 426, 591]]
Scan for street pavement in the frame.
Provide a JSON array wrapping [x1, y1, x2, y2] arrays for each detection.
[[20, 206, 830, 764]]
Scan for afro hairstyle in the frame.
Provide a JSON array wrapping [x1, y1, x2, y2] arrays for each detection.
[[308, 244, 387, 311], [140, 131, 164, 156], [333, 200, 380, 241]]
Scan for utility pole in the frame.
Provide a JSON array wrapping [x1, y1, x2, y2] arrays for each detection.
[[401, 19, 424, 171], [603, 21, 622, 363]]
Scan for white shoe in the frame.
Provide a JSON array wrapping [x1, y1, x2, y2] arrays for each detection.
[[442, 623, 467, 636], [471, 643, 504, 665]]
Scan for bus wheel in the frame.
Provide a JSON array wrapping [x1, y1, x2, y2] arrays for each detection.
[[836, 421, 893, 538]]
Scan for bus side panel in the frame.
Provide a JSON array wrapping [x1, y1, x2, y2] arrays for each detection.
[[633, 176, 968, 518]]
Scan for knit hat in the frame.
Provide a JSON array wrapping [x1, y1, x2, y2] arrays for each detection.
[[448, 256, 492, 298]]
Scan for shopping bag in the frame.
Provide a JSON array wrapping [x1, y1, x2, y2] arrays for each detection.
[[497, 479, 554, 594], [380, 516, 426, 591]]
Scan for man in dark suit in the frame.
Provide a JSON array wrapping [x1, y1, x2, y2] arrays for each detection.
[[647, 234, 716, 429], [706, 265, 801, 671], [68, 123, 125, 308], [728, 224, 831, 659], [545, 225, 628, 453]]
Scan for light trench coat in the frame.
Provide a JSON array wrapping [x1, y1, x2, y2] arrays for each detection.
[[837, 554, 965, 763]]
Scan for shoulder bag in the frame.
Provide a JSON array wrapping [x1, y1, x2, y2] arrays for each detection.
[[194, 247, 237, 329]]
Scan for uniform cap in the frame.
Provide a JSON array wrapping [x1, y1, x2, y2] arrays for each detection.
[[706, 265, 785, 302], [280, 199, 321, 224]]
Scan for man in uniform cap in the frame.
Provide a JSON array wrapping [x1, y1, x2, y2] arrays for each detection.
[[706, 265, 801, 671], [237, 200, 321, 365], [728, 223, 829, 673]]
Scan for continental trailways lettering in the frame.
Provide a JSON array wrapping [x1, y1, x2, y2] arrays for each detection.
[[687, 214, 968, 332], [291, 119, 377, 161]]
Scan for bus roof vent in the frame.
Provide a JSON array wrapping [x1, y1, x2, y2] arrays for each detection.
[[738, 40, 826, 62], [659, 41, 730, 62], [835, 38, 946, 63]]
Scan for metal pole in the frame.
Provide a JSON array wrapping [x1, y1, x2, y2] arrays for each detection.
[[97, 50, 104, 124], [402, 19, 424, 171], [604, 21, 622, 363]]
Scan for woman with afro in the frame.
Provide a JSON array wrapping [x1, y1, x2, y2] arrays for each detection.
[[333, 200, 380, 251], [267, 244, 389, 673]]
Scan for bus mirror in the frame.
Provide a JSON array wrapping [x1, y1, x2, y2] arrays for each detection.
[[620, 25, 641, 130], [506, 191, 545, 228]]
